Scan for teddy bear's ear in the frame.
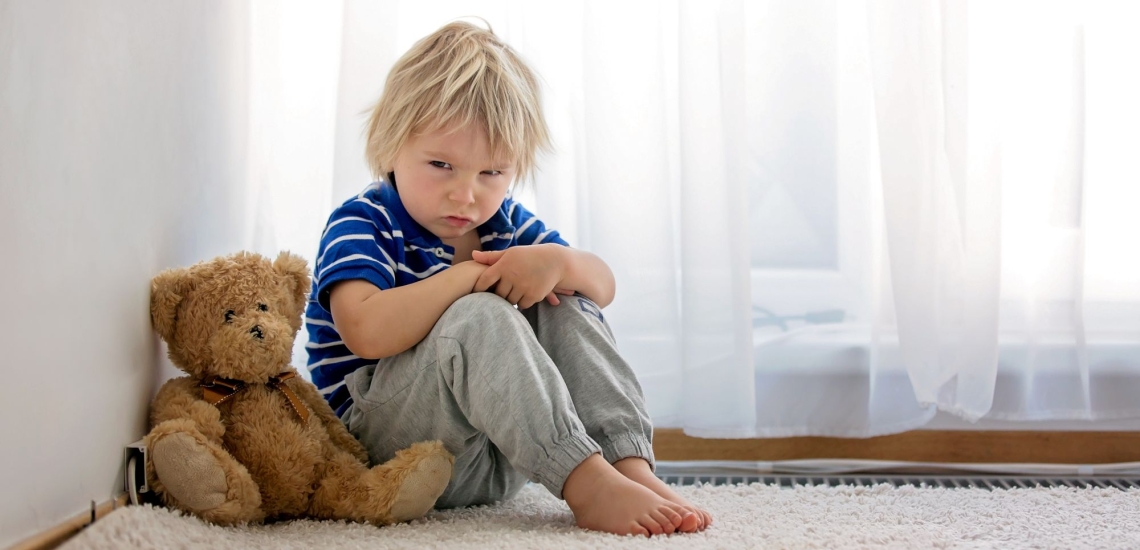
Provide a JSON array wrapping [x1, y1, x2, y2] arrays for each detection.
[[274, 251, 311, 320], [150, 267, 198, 342]]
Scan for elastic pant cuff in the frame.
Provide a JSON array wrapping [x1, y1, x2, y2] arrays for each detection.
[[530, 432, 602, 499], [598, 433, 656, 472]]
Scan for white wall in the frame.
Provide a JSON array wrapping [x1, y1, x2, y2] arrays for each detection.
[[0, 1, 251, 545]]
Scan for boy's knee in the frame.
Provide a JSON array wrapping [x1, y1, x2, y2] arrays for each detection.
[[450, 292, 514, 313], [441, 293, 520, 330]]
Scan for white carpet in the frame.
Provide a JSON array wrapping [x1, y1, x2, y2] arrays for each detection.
[[63, 482, 1140, 549]]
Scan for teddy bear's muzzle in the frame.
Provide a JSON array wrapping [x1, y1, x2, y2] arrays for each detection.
[[206, 317, 295, 381]]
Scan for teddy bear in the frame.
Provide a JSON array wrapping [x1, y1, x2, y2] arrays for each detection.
[[143, 250, 454, 525]]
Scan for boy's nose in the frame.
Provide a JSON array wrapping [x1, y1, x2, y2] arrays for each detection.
[[448, 181, 476, 204]]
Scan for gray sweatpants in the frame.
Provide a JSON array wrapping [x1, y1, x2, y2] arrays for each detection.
[[341, 292, 654, 508]]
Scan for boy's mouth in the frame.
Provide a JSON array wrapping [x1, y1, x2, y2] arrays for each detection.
[[444, 216, 472, 228]]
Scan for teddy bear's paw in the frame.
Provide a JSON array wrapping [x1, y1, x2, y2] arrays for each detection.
[[388, 451, 453, 522], [152, 432, 230, 512]]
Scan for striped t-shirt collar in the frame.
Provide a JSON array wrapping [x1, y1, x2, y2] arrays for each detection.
[[378, 181, 515, 254]]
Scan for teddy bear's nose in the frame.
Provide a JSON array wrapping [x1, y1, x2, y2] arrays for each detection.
[[249, 325, 264, 340]]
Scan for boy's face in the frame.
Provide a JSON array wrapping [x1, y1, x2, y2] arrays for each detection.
[[392, 123, 515, 241]]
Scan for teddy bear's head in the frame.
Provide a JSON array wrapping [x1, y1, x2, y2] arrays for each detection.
[[150, 251, 310, 382]]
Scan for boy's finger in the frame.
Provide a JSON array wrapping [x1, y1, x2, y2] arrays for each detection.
[[507, 288, 526, 306], [495, 281, 514, 301], [472, 249, 505, 265], [545, 292, 561, 306], [474, 266, 500, 292], [521, 291, 546, 309]]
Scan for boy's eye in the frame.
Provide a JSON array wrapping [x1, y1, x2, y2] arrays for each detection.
[[224, 310, 235, 323], [482, 170, 502, 176], [429, 160, 451, 170]]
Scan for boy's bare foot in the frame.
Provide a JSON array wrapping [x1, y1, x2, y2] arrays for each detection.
[[562, 454, 690, 537], [614, 457, 712, 532]]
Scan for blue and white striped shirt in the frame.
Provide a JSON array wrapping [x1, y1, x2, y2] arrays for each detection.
[[305, 181, 569, 415]]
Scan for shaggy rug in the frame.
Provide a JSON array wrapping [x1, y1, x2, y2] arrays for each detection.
[[63, 482, 1140, 549]]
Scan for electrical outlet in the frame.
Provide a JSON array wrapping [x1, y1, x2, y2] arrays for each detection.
[[123, 440, 150, 505]]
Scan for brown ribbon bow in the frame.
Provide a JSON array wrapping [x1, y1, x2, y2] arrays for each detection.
[[200, 371, 311, 423]]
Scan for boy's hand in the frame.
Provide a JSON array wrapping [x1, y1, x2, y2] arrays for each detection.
[[472, 245, 573, 308]]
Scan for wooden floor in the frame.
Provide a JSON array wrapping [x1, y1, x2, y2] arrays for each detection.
[[10, 495, 128, 550], [653, 429, 1140, 464]]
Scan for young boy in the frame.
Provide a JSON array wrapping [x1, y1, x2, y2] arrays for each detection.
[[305, 21, 711, 536]]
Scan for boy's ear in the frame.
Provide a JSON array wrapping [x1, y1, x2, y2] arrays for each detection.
[[273, 251, 311, 325], [150, 267, 197, 342]]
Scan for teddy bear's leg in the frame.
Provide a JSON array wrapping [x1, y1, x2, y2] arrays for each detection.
[[381, 441, 454, 522], [310, 440, 454, 525], [145, 418, 265, 525]]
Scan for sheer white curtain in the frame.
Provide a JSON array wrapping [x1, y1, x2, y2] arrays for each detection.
[[751, 0, 1140, 435], [248, 0, 1140, 438]]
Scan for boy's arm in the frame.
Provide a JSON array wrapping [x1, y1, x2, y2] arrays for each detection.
[[548, 245, 616, 308], [472, 243, 616, 309], [330, 261, 488, 359], [494, 198, 615, 305]]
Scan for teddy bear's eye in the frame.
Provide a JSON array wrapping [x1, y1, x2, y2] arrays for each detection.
[[224, 310, 235, 323], [257, 303, 268, 312]]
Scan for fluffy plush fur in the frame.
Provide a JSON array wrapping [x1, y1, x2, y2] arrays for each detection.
[[143, 251, 454, 526]]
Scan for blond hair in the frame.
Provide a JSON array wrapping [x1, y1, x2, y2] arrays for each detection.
[[365, 21, 550, 184]]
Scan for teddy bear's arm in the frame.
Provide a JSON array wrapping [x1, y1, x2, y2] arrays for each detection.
[[289, 379, 371, 464], [151, 377, 227, 444]]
